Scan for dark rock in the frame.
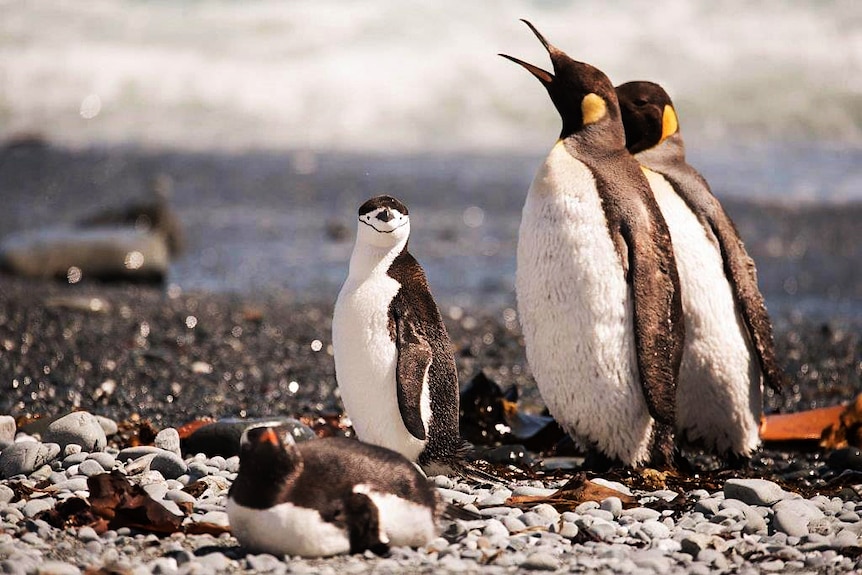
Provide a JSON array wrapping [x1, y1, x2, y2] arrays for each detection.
[[181, 417, 316, 458]]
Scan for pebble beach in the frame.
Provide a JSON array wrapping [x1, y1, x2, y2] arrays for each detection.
[[1, 267, 860, 574]]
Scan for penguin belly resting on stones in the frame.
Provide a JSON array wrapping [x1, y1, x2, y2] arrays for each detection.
[[615, 80, 784, 463], [500, 20, 685, 470], [226, 423, 440, 557], [332, 195, 466, 477]]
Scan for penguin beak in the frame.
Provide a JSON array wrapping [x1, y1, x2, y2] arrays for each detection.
[[499, 20, 556, 87], [257, 427, 281, 447]]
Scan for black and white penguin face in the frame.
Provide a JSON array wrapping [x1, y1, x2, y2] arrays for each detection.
[[356, 195, 411, 249], [615, 81, 679, 154], [500, 20, 624, 144], [237, 423, 301, 480]]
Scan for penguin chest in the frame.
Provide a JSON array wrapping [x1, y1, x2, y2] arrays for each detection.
[[644, 168, 761, 454], [226, 498, 351, 558], [333, 273, 426, 461], [516, 143, 650, 465]]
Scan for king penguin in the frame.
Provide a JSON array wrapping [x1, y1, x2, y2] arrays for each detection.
[[226, 423, 439, 557], [615, 81, 784, 461], [500, 21, 685, 469], [332, 195, 463, 476]]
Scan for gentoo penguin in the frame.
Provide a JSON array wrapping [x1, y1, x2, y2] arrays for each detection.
[[332, 195, 463, 475], [500, 21, 684, 469], [615, 81, 784, 460], [226, 424, 439, 557]]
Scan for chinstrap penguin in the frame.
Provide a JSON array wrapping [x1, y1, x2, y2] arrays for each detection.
[[226, 423, 439, 557], [615, 80, 784, 461], [500, 21, 685, 469], [332, 195, 464, 476]]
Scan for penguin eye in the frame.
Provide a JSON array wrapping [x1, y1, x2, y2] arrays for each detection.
[[634, 98, 648, 107]]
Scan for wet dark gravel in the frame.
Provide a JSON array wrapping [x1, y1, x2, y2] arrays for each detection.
[[1, 274, 858, 438]]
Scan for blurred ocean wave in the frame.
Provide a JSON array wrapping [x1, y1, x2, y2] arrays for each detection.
[[1, 0, 860, 153]]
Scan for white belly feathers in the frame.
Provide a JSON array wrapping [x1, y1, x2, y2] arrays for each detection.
[[333, 271, 427, 462], [643, 168, 762, 455], [516, 142, 653, 465]]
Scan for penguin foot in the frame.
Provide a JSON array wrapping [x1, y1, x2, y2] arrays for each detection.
[[648, 422, 677, 471]]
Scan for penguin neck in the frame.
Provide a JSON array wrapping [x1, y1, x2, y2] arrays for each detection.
[[347, 239, 408, 280], [635, 132, 687, 173]]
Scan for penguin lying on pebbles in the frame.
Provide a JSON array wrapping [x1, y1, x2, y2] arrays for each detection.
[[333, 195, 467, 476], [500, 21, 685, 470], [615, 81, 784, 462], [226, 423, 439, 557]]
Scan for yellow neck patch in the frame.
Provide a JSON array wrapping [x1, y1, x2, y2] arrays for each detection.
[[661, 105, 679, 141], [581, 93, 607, 125]]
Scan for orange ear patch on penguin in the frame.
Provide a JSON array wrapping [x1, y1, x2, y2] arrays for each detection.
[[582, 93, 607, 125]]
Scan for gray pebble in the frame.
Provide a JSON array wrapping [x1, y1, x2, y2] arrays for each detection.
[[87, 452, 116, 470], [164, 489, 196, 506], [587, 521, 616, 541], [575, 501, 600, 513], [511, 485, 557, 498], [42, 412, 107, 452], [695, 498, 721, 516], [154, 428, 182, 456], [93, 416, 118, 438], [77, 459, 104, 477], [620, 507, 661, 522], [774, 498, 825, 522], [149, 451, 187, 480], [47, 478, 89, 494], [63, 444, 82, 457], [600, 496, 623, 518], [61, 453, 87, 468], [558, 522, 578, 539], [773, 507, 810, 537], [76, 526, 99, 543], [641, 519, 670, 540], [724, 478, 785, 506], [833, 529, 860, 548], [584, 508, 615, 522], [0, 442, 60, 479], [521, 511, 550, 527], [502, 516, 527, 533], [482, 519, 509, 539], [532, 503, 560, 521], [142, 483, 169, 500], [0, 486, 14, 504], [22, 498, 55, 518], [245, 554, 285, 573], [116, 446, 163, 461], [196, 552, 233, 571], [521, 551, 560, 571], [196, 510, 230, 528], [32, 561, 80, 575]]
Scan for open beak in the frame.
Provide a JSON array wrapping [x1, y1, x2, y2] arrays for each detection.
[[499, 19, 557, 87]]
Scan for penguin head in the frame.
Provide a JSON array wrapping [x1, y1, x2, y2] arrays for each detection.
[[500, 20, 624, 145], [237, 423, 302, 482], [356, 195, 411, 249], [615, 81, 680, 154]]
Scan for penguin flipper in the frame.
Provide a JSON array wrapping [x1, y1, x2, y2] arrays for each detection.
[[395, 311, 432, 441], [704, 210, 785, 393], [620, 221, 684, 427]]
